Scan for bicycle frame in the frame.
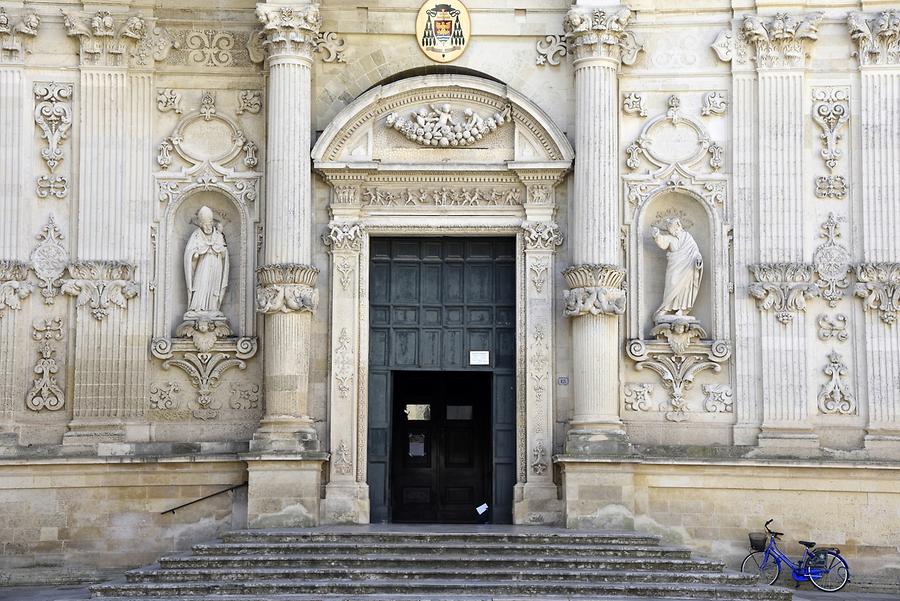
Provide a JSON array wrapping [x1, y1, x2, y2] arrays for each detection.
[[758, 536, 823, 582]]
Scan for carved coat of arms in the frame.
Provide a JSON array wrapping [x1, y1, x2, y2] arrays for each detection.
[[416, 1, 470, 63]]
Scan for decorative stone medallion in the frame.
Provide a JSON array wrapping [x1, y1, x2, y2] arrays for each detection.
[[415, 0, 470, 63]]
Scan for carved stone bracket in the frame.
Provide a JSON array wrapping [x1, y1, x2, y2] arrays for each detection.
[[521, 221, 563, 251], [322, 222, 364, 252], [748, 263, 819, 324], [0, 260, 33, 316], [563, 6, 644, 65], [26, 318, 65, 412], [626, 338, 730, 422], [256, 263, 319, 314], [563, 264, 626, 317], [741, 12, 824, 69], [818, 350, 856, 415], [536, 34, 567, 66], [847, 10, 900, 67], [30, 214, 69, 305], [812, 213, 852, 307], [855, 262, 900, 325], [0, 8, 40, 64], [61, 261, 138, 321]]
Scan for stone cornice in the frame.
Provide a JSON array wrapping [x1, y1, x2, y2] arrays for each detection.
[[741, 12, 823, 70], [847, 10, 900, 67], [255, 4, 321, 61], [563, 5, 643, 65]]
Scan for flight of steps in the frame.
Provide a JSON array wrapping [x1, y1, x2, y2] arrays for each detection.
[[86, 527, 792, 601]]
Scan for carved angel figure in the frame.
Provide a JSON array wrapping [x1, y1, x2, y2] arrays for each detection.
[[184, 206, 229, 316], [651, 218, 703, 319]]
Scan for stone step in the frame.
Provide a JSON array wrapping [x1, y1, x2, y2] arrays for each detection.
[[157, 553, 725, 572], [124, 566, 755, 586], [190, 541, 693, 559], [221, 529, 661, 547], [91, 578, 791, 600]]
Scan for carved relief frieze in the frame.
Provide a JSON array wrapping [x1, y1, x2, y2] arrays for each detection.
[[0, 8, 40, 63], [256, 263, 319, 314], [622, 92, 647, 117], [847, 10, 900, 67], [25, 318, 65, 412], [385, 103, 512, 148], [236, 90, 262, 115], [701, 92, 727, 117], [748, 263, 819, 324], [30, 214, 69, 304], [0, 260, 33, 316], [162, 28, 255, 68], [361, 186, 523, 207], [61, 261, 139, 321], [813, 213, 852, 307], [855, 262, 900, 325], [33, 83, 72, 174], [536, 34, 567, 66], [334, 328, 354, 401], [624, 383, 654, 412], [521, 221, 563, 251], [702, 384, 733, 413], [817, 313, 849, 342], [156, 88, 183, 114], [563, 6, 643, 64], [818, 350, 856, 415], [322, 222, 364, 253], [741, 12, 824, 69], [563, 264, 626, 317]]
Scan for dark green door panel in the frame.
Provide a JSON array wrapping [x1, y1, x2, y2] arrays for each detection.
[[368, 237, 517, 524]]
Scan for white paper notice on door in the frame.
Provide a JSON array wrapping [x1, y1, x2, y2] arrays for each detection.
[[469, 350, 490, 365]]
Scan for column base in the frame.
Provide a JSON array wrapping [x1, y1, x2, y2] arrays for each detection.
[[754, 430, 820, 458], [250, 417, 320, 453], [244, 453, 327, 528], [864, 432, 900, 460], [560, 459, 635, 530], [565, 427, 634, 456], [323, 481, 370, 524], [513, 482, 561, 526]]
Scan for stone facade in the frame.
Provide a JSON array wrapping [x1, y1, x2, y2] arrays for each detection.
[[1, 0, 899, 590]]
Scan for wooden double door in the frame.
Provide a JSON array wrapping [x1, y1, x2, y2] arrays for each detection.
[[391, 371, 491, 523]]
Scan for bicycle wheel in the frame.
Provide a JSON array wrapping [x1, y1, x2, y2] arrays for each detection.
[[741, 551, 780, 585], [808, 550, 849, 592]]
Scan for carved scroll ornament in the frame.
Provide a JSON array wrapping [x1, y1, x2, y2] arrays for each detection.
[[748, 263, 819, 324], [26, 318, 65, 411], [61, 261, 139, 321]]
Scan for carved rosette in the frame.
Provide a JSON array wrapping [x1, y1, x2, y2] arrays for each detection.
[[521, 221, 563, 251], [748, 263, 819, 324], [61, 261, 139, 321], [563, 264, 626, 317], [563, 6, 644, 65], [0, 8, 40, 64], [0, 260, 33, 316], [256, 263, 319, 314], [741, 12, 824, 69], [254, 4, 322, 60], [322, 222, 364, 253], [847, 10, 900, 67], [855, 263, 900, 325]]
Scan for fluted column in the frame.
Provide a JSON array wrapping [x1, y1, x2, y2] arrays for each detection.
[[848, 11, 900, 453], [252, 3, 321, 452], [563, 4, 641, 453], [743, 12, 823, 451]]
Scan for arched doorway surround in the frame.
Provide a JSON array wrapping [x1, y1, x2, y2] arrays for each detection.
[[312, 74, 573, 524]]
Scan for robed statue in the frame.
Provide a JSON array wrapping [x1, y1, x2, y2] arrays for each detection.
[[184, 206, 229, 317], [650, 218, 703, 320]]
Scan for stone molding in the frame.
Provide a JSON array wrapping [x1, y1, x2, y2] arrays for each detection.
[[848, 10, 900, 67], [254, 4, 321, 60], [61, 261, 139, 321], [322, 222, 364, 253], [563, 263, 626, 317], [855, 262, 900, 325], [0, 7, 40, 64], [748, 263, 819, 324], [521, 221, 563, 251], [256, 263, 320, 314], [563, 6, 643, 65], [535, 34, 567, 66], [741, 12, 824, 70]]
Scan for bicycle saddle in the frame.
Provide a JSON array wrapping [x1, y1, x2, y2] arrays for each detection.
[[799, 540, 816, 548]]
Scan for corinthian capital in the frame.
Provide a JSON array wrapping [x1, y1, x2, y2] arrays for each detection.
[[255, 3, 321, 59], [563, 263, 626, 317], [256, 263, 319, 314], [563, 5, 643, 65], [741, 12, 823, 69]]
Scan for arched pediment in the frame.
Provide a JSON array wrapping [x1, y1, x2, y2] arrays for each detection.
[[312, 74, 574, 167]]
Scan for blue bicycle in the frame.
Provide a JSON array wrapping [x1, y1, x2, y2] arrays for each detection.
[[740, 519, 850, 592]]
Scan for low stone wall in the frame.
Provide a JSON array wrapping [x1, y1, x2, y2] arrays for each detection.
[[0, 456, 247, 585], [561, 457, 900, 591]]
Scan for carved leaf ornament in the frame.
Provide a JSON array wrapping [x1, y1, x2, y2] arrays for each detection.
[[385, 103, 512, 147]]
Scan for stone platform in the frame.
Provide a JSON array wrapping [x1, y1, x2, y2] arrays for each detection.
[[77, 525, 790, 600]]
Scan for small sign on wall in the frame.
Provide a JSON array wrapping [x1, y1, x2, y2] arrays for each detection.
[[469, 350, 490, 366]]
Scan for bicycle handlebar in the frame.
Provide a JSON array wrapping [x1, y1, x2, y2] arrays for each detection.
[[764, 519, 784, 538]]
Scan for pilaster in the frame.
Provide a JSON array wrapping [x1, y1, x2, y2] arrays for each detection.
[[562, 3, 642, 455]]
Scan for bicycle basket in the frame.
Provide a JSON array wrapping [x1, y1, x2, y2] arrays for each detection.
[[748, 532, 768, 551]]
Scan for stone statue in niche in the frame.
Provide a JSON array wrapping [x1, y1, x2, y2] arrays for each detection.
[[651, 218, 703, 324], [178, 205, 232, 351]]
